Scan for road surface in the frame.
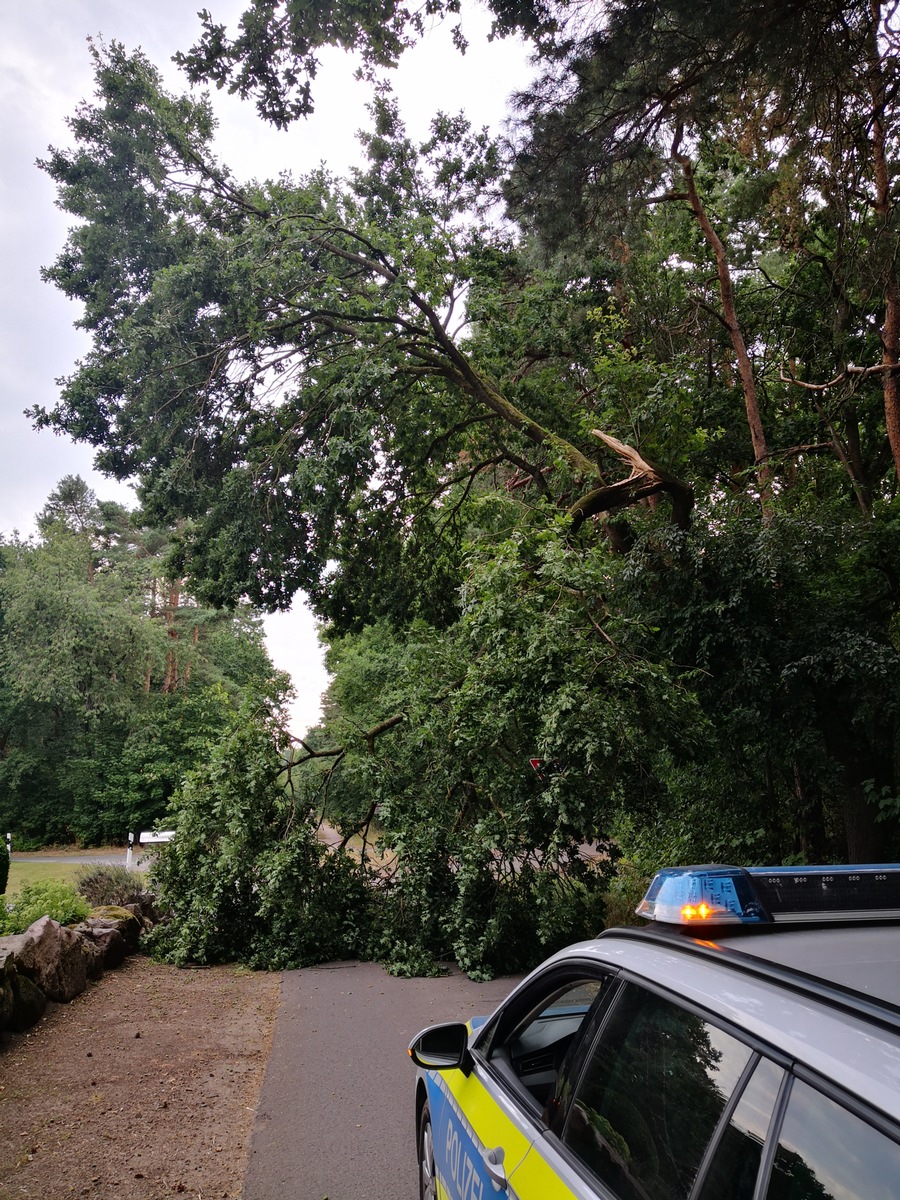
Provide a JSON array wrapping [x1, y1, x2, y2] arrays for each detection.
[[9, 852, 126, 865], [243, 960, 524, 1200]]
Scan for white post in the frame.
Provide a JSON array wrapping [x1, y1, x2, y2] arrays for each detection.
[[126, 831, 134, 870], [5, 833, 10, 856]]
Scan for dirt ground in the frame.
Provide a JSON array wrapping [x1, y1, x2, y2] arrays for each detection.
[[0, 954, 281, 1200]]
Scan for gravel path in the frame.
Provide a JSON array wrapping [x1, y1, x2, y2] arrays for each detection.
[[0, 955, 280, 1200]]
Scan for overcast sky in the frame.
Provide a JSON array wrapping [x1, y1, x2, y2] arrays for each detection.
[[0, 2, 530, 733]]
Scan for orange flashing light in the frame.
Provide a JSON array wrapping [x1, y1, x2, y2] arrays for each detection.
[[681, 902, 717, 921]]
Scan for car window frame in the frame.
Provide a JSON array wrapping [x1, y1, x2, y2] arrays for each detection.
[[690, 1052, 788, 1200]]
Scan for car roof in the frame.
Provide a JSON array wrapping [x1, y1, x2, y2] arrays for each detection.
[[710, 923, 900, 1006], [539, 925, 900, 1122]]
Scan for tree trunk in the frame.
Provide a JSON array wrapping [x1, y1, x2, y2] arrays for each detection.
[[162, 581, 182, 693], [840, 773, 880, 863], [792, 765, 828, 863], [183, 624, 199, 687], [675, 152, 771, 506], [867, 2, 900, 480]]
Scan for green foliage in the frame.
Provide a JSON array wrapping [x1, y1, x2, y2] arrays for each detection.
[[601, 864, 652, 930], [25, 9, 900, 976], [37, 51, 614, 622], [0, 480, 290, 845], [148, 704, 371, 969], [307, 563, 639, 977], [2, 880, 90, 934], [74, 865, 145, 907], [175, 0, 549, 128], [445, 866, 610, 982]]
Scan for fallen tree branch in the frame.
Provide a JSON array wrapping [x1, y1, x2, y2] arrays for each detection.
[[568, 430, 693, 532], [338, 801, 377, 852], [292, 739, 346, 765], [365, 714, 406, 754]]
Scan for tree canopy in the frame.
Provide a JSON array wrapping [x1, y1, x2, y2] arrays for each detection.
[[0, 478, 289, 844], [29, 3, 900, 973]]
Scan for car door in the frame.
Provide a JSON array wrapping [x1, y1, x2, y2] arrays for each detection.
[[426, 967, 613, 1199], [511, 978, 770, 1200]]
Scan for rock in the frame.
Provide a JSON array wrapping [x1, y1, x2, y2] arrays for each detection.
[[123, 901, 154, 930], [7, 969, 47, 1032], [13, 917, 87, 1003], [1, 937, 55, 1030], [76, 923, 127, 970], [87, 906, 142, 953], [0, 951, 15, 1029], [79, 932, 105, 980], [1, 931, 37, 961], [132, 893, 161, 924], [0, 899, 148, 1033]]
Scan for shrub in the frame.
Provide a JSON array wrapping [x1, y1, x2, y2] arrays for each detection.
[[75, 864, 145, 907], [601, 862, 651, 929], [148, 705, 372, 969], [4, 880, 90, 933]]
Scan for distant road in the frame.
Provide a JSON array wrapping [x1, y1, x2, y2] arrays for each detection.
[[243, 960, 524, 1200], [8, 848, 161, 867], [9, 852, 126, 865]]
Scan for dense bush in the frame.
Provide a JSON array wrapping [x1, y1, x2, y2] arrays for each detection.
[[1, 880, 90, 933], [599, 863, 651, 930], [75, 864, 145, 907]]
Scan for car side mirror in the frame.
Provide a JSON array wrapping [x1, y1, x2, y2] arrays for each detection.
[[408, 1022, 472, 1073]]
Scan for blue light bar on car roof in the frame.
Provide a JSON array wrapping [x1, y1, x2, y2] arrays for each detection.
[[636, 864, 900, 925]]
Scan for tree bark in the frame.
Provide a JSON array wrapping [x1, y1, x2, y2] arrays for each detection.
[[162, 581, 182, 693]]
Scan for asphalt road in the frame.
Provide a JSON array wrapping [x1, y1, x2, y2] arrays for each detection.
[[243, 960, 524, 1200], [10, 854, 126, 865]]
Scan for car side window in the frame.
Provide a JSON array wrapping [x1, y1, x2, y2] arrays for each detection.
[[695, 1055, 785, 1200], [484, 976, 607, 1110], [561, 982, 755, 1200], [765, 1078, 900, 1200]]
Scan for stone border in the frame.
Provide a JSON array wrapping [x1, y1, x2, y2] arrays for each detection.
[[0, 898, 157, 1034]]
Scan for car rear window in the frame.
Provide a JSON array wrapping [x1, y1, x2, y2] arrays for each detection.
[[766, 1078, 900, 1200]]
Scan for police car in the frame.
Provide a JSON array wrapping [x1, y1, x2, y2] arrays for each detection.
[[408, 864, 900, 1200]]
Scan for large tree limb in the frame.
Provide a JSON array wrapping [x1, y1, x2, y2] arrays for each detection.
[[568, 430, 693, 532], [294, 230, 606, 483]]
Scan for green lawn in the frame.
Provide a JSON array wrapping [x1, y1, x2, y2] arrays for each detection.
[[4, 851, 136, 897], [5, 859, 86, 896]]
